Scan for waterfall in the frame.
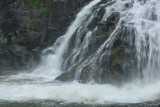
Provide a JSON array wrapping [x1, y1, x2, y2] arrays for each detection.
[[55, 0, 160, 84], [9, 0, 160, 83], [1, 0, 160, 105], [30, 0, 101, 80]]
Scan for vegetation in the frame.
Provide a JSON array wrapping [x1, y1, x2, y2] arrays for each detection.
[[0, 36, 7, 44], [26, 0, 40, 9], [27, 23, 34, 32], [0, 32, 7, 44], [41, 3, 45, 7], [26, 0, 50, 19], [42, 7, 50, 19], [20, 32, 24, 40]]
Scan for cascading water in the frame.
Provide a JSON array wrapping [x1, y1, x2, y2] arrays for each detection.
[[60, 0, 160, 84], [1, 0, 160, 106], [31, 0, 101, 80]]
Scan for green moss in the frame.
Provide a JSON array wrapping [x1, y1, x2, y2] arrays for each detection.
[[27, 24, 34, 32], [0, 36, 7, 44], [41, 3, 45, 7], [27, 0, 40, 9], [0, 32, 7, 44], [20, 32, 24, 40], [42, 7, 50, 19]]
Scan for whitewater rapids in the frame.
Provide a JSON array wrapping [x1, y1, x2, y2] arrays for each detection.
[[0, 75, 160, 104]]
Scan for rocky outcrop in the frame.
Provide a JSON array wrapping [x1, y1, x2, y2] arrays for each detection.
[[55, 1, 136, 84], [0, 0, 136, 84], [0, 0, 91, 69], [42, 0, 92, 48]]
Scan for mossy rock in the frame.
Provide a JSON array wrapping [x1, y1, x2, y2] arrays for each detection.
[[56, 71, 75, 82]]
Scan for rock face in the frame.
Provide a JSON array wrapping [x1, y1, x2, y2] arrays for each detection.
[[42, 0, 92, 48], [55, 1, 136, 84], [0, 0, 136, 84], [0, 0, 91, 69]]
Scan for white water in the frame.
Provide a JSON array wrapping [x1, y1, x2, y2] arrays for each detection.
[[1, 0, 160, 105], [0, 80, 160, 104], [30, 0, 101, 80]]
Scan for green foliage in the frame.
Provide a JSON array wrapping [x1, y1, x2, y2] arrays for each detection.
[[27, 0, 40, 9], [42, 7, 50, 19], [0, 36, 7, 44], [41, 3, 45, 7], [27, 24, 34, 32], [20, 32, 24, 40]]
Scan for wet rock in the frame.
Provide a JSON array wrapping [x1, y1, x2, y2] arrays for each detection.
[[87, 6, 106, 30], [0, 0, 90, 69], [18, 31, 41, 48], [98, 12, 120, 32], [56, 71, 75, 82], [42, 0, 92, 48], [79, 65, 91, 83]]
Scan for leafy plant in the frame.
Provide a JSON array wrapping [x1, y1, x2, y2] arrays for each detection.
[[27, 0, 40, 9], [42, 7, 50, 19]]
